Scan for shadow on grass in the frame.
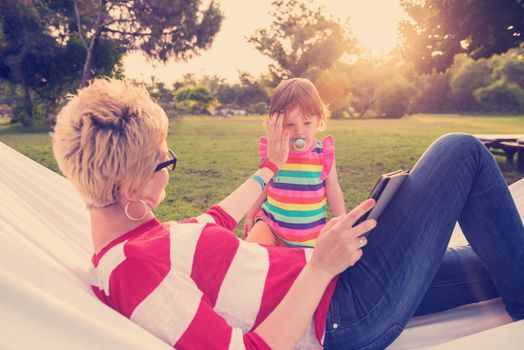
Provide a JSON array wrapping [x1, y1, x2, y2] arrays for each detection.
[[0, 118, 53, 135]]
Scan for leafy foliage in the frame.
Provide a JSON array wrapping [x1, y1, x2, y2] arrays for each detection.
[[400, 0, 524, 73], [248, 0, 356, 79], [72, 0, 223, 86], [0, 1, 123, 124], [173, 84, 216, 114]]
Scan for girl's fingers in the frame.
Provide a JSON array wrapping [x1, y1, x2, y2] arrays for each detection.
[[267, 113, 277, 134], [274, 113, 284, 141]]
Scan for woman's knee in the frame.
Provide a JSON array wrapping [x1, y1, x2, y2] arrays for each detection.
[[432, 133, 487, 161], [436, 133, 482, 150]]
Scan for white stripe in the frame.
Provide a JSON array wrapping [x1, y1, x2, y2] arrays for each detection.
[[194, 213, 216, 225], [295, 319, 322, 349], [131, 270, 202, 346], [169, 222, 204, 276], [303, 248, 313, 262], [214, 240, 269, 332], [89, 240, 127, 296], [229, 328, 247, 350]]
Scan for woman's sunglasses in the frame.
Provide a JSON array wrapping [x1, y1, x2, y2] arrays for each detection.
[[155, 149, 177, 172]]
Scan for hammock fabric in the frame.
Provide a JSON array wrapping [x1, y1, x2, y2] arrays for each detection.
[[0, 141, 523, 349]]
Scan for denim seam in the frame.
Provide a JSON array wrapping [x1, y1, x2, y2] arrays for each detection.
[[467, 181, 505, 197], [332, 243, 471, 330], [428, 278, 493, 287], [333, 266, 407, 330]]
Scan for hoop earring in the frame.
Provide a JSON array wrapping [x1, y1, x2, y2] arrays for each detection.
[[124, 200, 149, 221]]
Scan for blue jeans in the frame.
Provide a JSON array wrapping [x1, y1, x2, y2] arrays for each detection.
[[324, 134, 524, 350]]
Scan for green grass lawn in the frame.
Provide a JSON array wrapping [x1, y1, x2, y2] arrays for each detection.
[[1, 114, 523, 235]]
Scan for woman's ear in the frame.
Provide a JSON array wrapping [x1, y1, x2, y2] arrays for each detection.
[[119, 183, 140, 203]]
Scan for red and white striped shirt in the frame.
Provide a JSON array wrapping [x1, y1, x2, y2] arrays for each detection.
[[90, 206, 337, 349]]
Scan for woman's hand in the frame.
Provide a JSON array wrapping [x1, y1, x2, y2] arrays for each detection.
[[242, 217, 255, 239], [266, 113, 290, 169], [309, 199, 377, 278]]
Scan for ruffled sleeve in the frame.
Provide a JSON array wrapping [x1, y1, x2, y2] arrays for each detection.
[[259, 136, 268, 160], [320, 135, 335, 180]]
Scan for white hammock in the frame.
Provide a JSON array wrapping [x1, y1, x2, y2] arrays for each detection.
[[0, 141, 522, 350]]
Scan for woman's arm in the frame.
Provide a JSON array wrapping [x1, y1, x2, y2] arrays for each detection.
[[325, 160, 346, 217], [218, 114, 289, 223], [254, 199, 377, 349], [218, 168, 274, 224]]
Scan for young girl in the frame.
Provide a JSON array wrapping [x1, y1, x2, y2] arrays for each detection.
[[243, 78, 346, 247]]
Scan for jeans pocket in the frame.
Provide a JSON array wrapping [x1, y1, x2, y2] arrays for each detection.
[[359, 324, 404, 350]]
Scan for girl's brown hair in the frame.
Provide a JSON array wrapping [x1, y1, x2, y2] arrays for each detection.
[[268, 78, 328, 130]]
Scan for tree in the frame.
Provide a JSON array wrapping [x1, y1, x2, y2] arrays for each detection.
[[173, 84, 216, 114], [73, 0, 223, 87], [314, 58, 418, 119], [375, 78, 417, 118], [473, 47, 524, 112], [248, 0, 356, 79], [474, 80, 524, 112], [0, 0, 122, 125], [147, 80, 173, 105], [400, 0, 524, 73], [215, 72, 270, 111], [411, 72, 451, 113], [448, 54, 493, 111], [314, 63, 352, 118]]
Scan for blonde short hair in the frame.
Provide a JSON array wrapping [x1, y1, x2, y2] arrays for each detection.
[[52, 79, 169, 208], [268, 78, 328, 130]]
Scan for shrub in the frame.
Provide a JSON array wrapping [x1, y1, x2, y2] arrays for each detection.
[[474, 81, 524, 113], [375, 80, 417, 118]]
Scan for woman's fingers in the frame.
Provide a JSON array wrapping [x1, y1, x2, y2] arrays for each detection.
[[323, 215, 344, 232], [336, 199, 375, 232], [352, 226, 372, 244]]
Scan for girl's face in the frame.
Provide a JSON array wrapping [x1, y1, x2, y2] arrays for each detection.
[[283, 105, 319, 152]]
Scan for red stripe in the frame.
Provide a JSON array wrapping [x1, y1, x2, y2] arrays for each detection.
[[180, 218, 198, 224], [113, 224, 170, 317], [252, 247, 307, 328], [206, 205, 238, 230], [175, 295, 233, 349], [91, 286, 107, 304], [267, 189, 326, 204], [286, 157, 323, 165], [191, 224, 239, 306], [274, 229, 322, 242], [315, 277, 339, 343], [243, 332, 272, 350]]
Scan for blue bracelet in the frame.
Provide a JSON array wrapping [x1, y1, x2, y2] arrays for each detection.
[[250, 174, 266, 190]]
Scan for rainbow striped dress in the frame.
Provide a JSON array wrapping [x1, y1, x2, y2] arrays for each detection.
[[257, 135, 335, 248]]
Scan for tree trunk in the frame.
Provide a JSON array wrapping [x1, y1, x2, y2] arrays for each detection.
[[79, 33, 101, 88], [21, 79, 33, 126], [78, 0, 106, 88]]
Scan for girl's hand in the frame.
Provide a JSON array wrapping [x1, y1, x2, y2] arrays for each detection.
[[309, 199, 377, 278], [242, 217, 255, 239], [266, 113, 290, 169]]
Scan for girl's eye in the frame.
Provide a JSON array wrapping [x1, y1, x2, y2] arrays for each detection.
[[304, 121, 312, 125], [285, 124, 294, 127]]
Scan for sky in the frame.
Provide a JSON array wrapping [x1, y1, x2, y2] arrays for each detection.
[[123, 0, 406, 85]]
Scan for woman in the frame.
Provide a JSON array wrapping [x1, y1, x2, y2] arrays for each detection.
[[52, 79, 524, 350]]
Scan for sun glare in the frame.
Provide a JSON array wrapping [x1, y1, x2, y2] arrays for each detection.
[[320, 0, 405, 56], [123, 0, 406, 84]]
